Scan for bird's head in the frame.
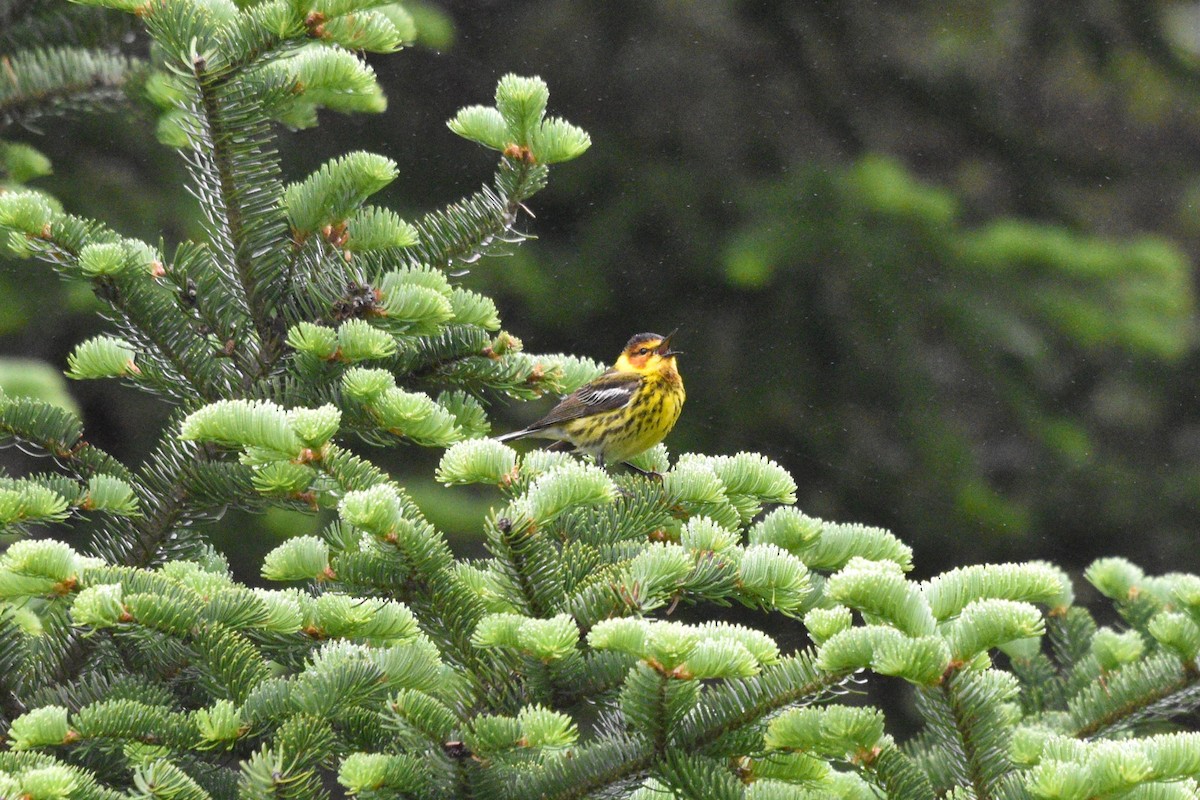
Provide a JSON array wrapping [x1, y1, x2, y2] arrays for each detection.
[[613, 330, 682, 375]]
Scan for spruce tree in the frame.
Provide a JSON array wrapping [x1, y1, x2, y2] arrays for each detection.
[[2, 2, 1200, 799]]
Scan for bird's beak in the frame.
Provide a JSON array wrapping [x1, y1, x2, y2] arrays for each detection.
[[657, 329, 682, 357]]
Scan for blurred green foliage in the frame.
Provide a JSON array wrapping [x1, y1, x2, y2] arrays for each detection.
[[0, 358, 78, 415], [3, 0, 1200, 580], [710, 155, 1194, 552]]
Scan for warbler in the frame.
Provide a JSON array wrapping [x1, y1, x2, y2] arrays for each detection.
[[497, 331, 685, 470]]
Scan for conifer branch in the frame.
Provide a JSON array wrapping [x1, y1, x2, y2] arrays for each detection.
[[405, 159, 546, 272], [90, 474, 202, 568], [0, 609, 28, 724], [0, 401, 124, 482], [494, 516, 553, 619], [1072, 659, 1200, 739], [0, 398, 183, 567], [316, 446, 488, 675], [514, 654, 848, 800], [868, 748, 939, 800], [685, 657, 852, 751], [121, 483, 189, 568], [185, 60, 279, 375], [93, 289, 222, 403], [652, 671, 671, 756], [12, 228, 234, 402], [0, 46, 133, 128], [937, 673, 993, 799]]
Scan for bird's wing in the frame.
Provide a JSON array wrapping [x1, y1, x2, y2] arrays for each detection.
[[524, 370, 643, 431]]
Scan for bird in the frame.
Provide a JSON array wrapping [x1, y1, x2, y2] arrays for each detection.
[[497, 331, 685, 471]]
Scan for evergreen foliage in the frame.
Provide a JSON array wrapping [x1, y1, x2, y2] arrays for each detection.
[[0, 2, 1199, 799]]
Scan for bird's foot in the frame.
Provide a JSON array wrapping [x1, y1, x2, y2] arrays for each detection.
[[622, 462, 664, 482]]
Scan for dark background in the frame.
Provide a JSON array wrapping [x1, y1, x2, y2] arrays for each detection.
[[3, 0, 1200, 589]]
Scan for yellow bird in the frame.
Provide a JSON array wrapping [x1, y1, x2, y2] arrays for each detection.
[[498, 332, 685, 470]]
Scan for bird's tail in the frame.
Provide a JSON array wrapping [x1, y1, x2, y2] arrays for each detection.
[[495, 430, 573, 452]]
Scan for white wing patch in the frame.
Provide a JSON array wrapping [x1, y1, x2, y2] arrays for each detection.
[[584, 386, 636, 406]]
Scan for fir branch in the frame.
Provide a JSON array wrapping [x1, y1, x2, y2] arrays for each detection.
[[174, 53, 295, 380], [911, 667, 1018, 800], [116, 482, 191, 568], [89, 432, 254, 567], [404, 159, 547, 272], [490, 515, 557, 619], [161, 240, 258, 389], [1071, 654, 1200, 739], [316, 446, 489, 675], [19, 227, 235, 402], [508, 654, 849, 800], [682, 654, 856, 753], [402, 325, 495, 381], [0, 606, 27, 727], [934, 676, 992, 798], [870, 746, 938, 800], [91, 281, 228, 403], [0, 395, 134, 495], [0, 46, 134, 129], [652, 670, 671, 756], [185, 63, 276, 372], [482, 734, 655, 800]]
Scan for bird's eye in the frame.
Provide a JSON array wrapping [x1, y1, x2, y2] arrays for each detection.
[[637, 348, 650, 355]]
